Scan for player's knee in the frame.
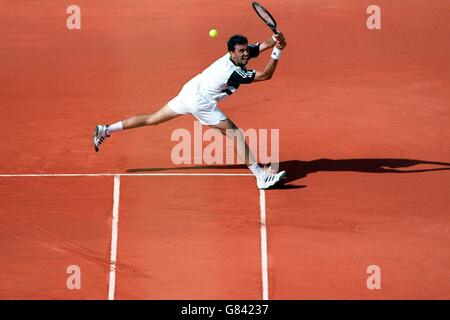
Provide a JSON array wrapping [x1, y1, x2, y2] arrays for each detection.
[[225, 128, 241, 139], [145, 115, 157, 126]]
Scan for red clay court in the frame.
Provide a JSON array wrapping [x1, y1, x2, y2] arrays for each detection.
[[0, 1, 449, 299]]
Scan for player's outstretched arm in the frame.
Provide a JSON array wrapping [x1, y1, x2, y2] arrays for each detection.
[[259, 32, 285, 52], [254, 59, 278, 82], [254, 37, 287, 82]]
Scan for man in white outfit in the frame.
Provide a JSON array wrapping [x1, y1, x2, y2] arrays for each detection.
[[93, 33, 287, 189]]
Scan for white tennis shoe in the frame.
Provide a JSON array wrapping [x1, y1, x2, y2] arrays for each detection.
[[93, 125, 110, 152], [256, 170, 287, 190]]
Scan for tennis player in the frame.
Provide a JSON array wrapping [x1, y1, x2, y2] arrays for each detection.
[[93, 33, 287, 189]]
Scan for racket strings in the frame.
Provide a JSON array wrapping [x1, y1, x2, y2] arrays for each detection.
[[255, 8, 274, 25], [252, 2, 277, 31]]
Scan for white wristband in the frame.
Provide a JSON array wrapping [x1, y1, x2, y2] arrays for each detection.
[[271, 47, 282, 60]]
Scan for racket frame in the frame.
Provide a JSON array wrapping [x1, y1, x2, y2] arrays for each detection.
[[252, 1, 279, 34]]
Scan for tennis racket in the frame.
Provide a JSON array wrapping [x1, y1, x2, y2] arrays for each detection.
[[252, 2, 279, 34]]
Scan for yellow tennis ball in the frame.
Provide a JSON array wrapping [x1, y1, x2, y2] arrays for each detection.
[[209, 29, 218, 38]]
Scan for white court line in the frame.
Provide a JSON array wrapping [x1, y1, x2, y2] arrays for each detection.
[[0, 173, 252, 177], [259, 189, 269, 300], [0, 172, 262, 299], [108, 175, 120, 300]]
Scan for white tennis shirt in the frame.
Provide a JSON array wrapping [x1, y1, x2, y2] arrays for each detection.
[[179, 44, 261, 104]]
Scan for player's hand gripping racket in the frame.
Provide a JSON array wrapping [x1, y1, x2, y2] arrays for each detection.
[[252, 2, 279, 34]]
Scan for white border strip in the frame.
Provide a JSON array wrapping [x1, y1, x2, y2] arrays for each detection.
[[259, 189, 269, 300], [0, 173, 252, 177], [1, 172, 257, 299], [108, 175, 120, 300]]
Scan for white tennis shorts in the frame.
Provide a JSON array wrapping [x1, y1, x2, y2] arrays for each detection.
[[167, 77, 227, 126]]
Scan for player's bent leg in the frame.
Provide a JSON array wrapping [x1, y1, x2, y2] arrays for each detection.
[[209, 118, 256, 166], [209, 118, 286, 190]]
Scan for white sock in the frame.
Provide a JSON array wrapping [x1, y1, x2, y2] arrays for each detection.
[[248, 163, 263, 178], [107, 121, 123, 134]]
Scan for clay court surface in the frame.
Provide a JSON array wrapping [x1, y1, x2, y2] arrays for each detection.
[[1, 0, 449, 299]]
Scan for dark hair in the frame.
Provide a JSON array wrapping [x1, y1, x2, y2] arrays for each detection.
[[227, 34, 248, 52]]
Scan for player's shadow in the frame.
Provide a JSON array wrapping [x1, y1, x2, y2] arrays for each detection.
[[276, 158, 450, 184], [127, 158, 450, 188]]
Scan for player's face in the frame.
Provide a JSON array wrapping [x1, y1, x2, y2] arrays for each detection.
[[230, 43, 249, 66]]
